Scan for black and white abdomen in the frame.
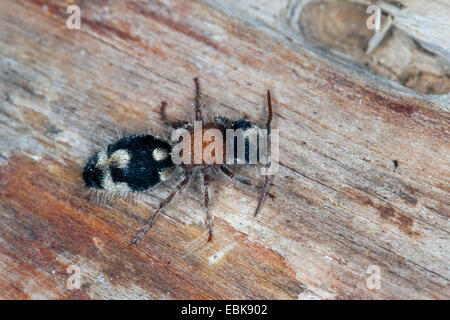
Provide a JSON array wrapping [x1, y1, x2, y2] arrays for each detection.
[[83, 135, 174, 193]]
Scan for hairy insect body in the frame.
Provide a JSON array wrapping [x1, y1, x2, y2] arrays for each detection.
[[83, 78, 273, 245], [183, 123, 227, 169], [179, 120, 263, 169], [83, 135, 174, 193]]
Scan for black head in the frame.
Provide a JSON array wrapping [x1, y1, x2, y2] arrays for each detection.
[[229, 120, 261, 164], [229, 119, 259, 132], [82, 153, 104, 189]]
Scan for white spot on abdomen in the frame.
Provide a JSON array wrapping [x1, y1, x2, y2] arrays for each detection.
[[152, 147, 169, 161], [108, 149, 131, 168]]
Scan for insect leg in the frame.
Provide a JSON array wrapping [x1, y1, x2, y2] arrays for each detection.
[[202, 169, 213, 242], [160, 101, 189, 129], [193, 78, 203, 122], [131, 173, 191, 245], [220, 165, 252, 187], [266, 89, 273, 134], [254, 175, 270, 217]]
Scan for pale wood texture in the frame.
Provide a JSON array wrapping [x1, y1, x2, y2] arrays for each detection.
[[0, 0, 449, 299]]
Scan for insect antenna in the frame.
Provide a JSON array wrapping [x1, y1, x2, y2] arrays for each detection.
[[254, 89, 273, 217], [193, 77, 203, 122]]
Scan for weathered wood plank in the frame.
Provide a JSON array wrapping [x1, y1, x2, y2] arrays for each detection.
[[0, 0, 448, 299]]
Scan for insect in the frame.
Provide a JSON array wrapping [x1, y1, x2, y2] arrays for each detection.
[[393, 160, 399, 169], [83, 78, 273, 245]]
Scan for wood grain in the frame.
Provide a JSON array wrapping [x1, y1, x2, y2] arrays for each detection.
[[0, 0, 448, 299]]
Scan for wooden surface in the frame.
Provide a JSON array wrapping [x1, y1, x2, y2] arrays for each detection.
[[0, 0, 449, 299]]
